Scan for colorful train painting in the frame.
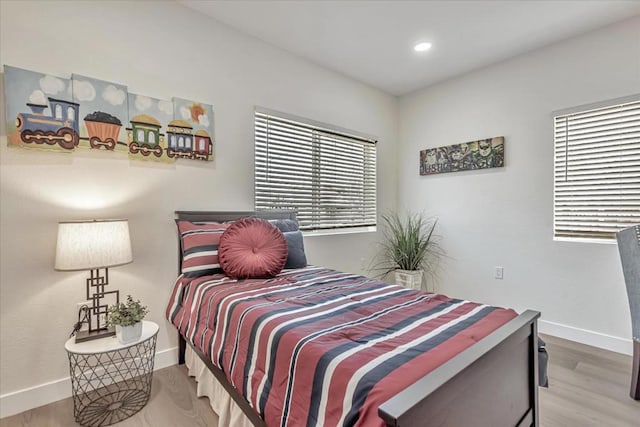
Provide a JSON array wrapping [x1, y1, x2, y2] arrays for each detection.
[[127, 114, 164, 157], [126, 117, 212, 160], [5, 65, 214, 161], [166, 120, 212, 160], [16, 97, 80, 150], [15, 101, 128, 151], [13, 100, 213, 160], [83, 111, 122, 150]]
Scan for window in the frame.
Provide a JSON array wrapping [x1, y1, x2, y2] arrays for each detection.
[[67, 106, 75, 121], [148, 131, 156, 144], [178, 137, 184, 148], [170, 135, 176, 148], [255, 108, 377, 232], [553, 95, 640, 241], [136, 129, 145, 143], [55, 104, 62, 119]]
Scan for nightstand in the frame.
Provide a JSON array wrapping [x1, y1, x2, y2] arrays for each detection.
[[64, 320, 159, 426]]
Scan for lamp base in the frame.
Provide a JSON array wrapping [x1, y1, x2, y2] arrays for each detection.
[[75, 327, 115, 343]]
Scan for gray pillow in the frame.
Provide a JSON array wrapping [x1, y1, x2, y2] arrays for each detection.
[[269, 219, 300, 233], [283, 231, 307, 268]]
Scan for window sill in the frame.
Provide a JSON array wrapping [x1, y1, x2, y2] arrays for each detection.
[[302, 226, 377, 238], [553, 236, 617, 245]]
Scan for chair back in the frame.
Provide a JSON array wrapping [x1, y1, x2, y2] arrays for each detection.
[[617, 225, 640, 342]]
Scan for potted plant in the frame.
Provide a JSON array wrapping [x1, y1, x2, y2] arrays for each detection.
[[372, 212, 444, 291], [108, 295, 149, 344]]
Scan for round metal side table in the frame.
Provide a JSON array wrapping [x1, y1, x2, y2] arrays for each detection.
[[65, 321, 159, 426]]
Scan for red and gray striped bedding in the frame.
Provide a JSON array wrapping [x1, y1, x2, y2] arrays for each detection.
[[166, 266, 517, 427]]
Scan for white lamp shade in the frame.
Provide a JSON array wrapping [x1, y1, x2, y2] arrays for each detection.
[[55, 220, 133, 270]]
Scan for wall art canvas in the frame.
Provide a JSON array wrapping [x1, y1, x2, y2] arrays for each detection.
[[3, 65, 78, 152], [420, 136, 505, 175], [170, 97, 214, 161], [126, 93, 175, 162], [3, 64, 217, 164], [72, 74, 129, 152]]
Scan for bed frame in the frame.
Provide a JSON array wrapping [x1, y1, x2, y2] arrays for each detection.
[[175, 210, 541, 427]]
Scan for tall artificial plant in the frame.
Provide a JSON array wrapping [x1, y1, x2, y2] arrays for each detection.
[[372, 212, 444, 281]]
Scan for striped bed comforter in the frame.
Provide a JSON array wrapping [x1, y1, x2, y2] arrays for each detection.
[[166, 266, 517, 427]]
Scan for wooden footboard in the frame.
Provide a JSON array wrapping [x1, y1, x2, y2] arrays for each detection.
[[378, 310, 540, 427]]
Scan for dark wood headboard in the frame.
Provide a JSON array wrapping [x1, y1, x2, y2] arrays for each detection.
[[175, 210, 296, 223]]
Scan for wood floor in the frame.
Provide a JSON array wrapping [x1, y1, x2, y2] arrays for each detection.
[[2, 334, 639, 426], [0, 365, 218, 427], [539, 334, 640, 426]]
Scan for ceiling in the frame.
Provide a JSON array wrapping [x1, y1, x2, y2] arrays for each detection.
[[181, 1, 640, 96]]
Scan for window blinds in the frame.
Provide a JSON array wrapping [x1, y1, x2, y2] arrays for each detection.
[[255, 109, 377, 231], [553, 97, 640, 240]]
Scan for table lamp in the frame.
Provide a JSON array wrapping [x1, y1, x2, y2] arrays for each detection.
[[55, 219, 133, 342]]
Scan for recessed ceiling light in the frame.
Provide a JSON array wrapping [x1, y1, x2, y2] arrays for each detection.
[[414, 42, 432, 52]]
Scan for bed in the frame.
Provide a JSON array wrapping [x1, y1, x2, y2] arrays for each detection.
[[168, 210, 541, 427]]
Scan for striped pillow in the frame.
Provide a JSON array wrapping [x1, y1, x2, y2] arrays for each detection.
[[177, 221, 230, 277]]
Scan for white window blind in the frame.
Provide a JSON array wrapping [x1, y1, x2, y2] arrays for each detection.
[[553, 96, 640, 241], [255, 109, 377, 232]]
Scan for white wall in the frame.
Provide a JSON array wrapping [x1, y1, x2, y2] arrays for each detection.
[[398, 17, 640, 352], [0, 0, 398, 415]]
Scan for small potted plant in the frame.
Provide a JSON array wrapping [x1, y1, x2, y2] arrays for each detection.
[[371, 212, 444, 291], [108, 295, 149, 344]]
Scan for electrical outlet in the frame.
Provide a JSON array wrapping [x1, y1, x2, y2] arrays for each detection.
[[75, 301, 91, 332], [495, 266, 504, 280]]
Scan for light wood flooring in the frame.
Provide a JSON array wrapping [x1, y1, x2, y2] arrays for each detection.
[[0, 364, 218, 427], [2, 334, 639, 426], [539, 334, 639, 426]]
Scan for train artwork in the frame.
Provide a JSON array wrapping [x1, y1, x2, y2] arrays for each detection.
[[16, 97, 80, 150], [15, 98, 125, 151], [84, 111, 122, 150], [166, 120, 212, 161], [15, 105, 212, 161], [127, 116, 212, 161], [5, 66, 214, 162]]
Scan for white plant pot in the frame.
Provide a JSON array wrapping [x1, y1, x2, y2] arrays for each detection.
[[115, 322, 143, 344], [394, 269, 424, 291]]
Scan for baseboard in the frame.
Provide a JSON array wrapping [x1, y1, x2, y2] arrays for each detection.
[[0, 346, 178, 419], [539, 319, 633, 356]]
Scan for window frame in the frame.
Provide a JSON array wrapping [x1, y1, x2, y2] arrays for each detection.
[[552, 94, 640, 243], [254, 107, 378, 234]]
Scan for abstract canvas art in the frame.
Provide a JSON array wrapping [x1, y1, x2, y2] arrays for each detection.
[[420, 136, 505, 175], [3, 65, 215, 162]]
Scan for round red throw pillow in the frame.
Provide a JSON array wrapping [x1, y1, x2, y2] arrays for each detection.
[[218, 217, 288, 279]]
